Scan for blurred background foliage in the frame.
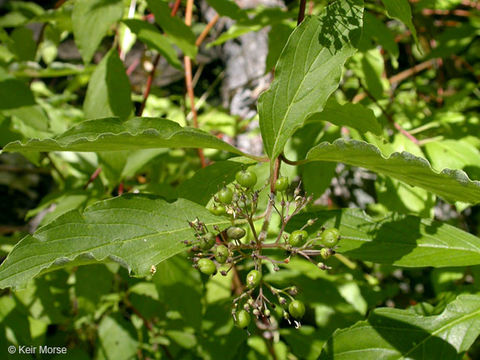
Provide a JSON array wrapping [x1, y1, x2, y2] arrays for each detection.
[[0, 0, 480, 359]]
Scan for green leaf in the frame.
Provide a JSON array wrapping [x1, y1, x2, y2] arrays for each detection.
[[9, 26, 36, 61], [0, 194, 231, 290], [96, 315, 138, 360], [424, 139, 480, 180], [306, 139, 480, 204], [381, 0, 418, 43], [147, 0, 197, 58], [2, 117, 251, 157], [359, 12, 399, 59], [0, 79, 35, 110], [205, 0, 248, 20], [258, 0, 363, 159], [209, 7, 292, 47], [123, 19, 182, 69], [72, 0, 124, 64], [178, 158, 255, 205], [266, 23, 294, 72], [320, 294, 480, 359], [84, 49, 133, 121], [306, 98, 382, 136], [287, 208, 480, 267]]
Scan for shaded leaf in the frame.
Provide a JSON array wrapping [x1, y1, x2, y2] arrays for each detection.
[[381, 0, 418, 43], [0, 79, 35, 110], [306, 98, 382, 135], [147, 0, 197, 58], [306, 139, 480, 203], [72, 0, 124, 64], [123, 19, 182, 69], [178, 158, 255, 205], [3, 117, 250, 158], [258, 0, 363, 159], [84, 50, 133, 121], [205, 0, 247, 21], [287, 208, 480, 267], [0, 194, 231, 289], [96, 315, 138, 360], [320, 294, 480, 359]]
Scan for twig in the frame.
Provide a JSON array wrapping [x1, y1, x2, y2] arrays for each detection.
[[258, 158, 281, 243], [171, 0, 182, 16], [297, 0, 307, 25], [389, 59, 435, 85], [184, 0, 206, 168], [84, 167, 102, 189], [137, 54, 160, 116], [196, 13, 220, 47], [358, 81, 419, 144]]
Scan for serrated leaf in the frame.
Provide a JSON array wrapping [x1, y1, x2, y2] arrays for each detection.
[[306, 98, 382, 135], [2, 117, 252, 158], [319, 294, 480, 359], [258, 0, 363, 159], [146, 0, 197, 58], [72, 0, 124, 64], [287, 208, 480, 267], [306, 139, 480, 204], [123, 19, 182, 69], [84, 49, 133, 121], [0, 194, 231, 289]]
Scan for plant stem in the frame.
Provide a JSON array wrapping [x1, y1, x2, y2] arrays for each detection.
[[196, 13, 220, 47], [184, 0, 206, 168], [297, 0, 307, 25], [137, 54, 160, 116]]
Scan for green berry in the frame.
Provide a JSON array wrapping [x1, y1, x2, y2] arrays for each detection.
[[288, 230, 308, 247], [235, 169, 257, 188], [197, 258, 216, 275], [210, 205, 226, 216], [226, 226, 246, 240], [215, 245, 229, 263], [246, 269, 262, 289], [199, 233, 216, 250], [235, 309, 251, 328], [320, 247, 333, 260], [288, 300, 305, 319], [275, 177, 289, 192], [217, 187, 233, 204], [321, 228, 340, 248]]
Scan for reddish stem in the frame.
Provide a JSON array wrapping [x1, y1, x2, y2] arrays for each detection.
[[137, 54, 160, 116]]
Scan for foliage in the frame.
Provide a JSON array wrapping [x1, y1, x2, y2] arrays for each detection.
[[1, 0, 480, 359]]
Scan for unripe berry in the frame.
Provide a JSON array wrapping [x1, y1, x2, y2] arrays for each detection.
[[321, 228, 340, 248], [197, 258, 216, 275], [226, 226, 246, 240], [210, 205, 226, 216], [288, 230, 308, 247], [275, 177, 289, 192], [217, 187, 233, 204], [235, 309, 251, 328], [215, 245, 229, 263], [320, 247, 333, 260], [199, 233, 216, 250], [235, 169, 257, 188], [288, 300, 305, 319], [246, 269, 262, 289]]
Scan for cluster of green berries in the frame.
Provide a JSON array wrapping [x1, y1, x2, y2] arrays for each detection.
[[186, 170, 342, 332], [210, 169, 257, 216]]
